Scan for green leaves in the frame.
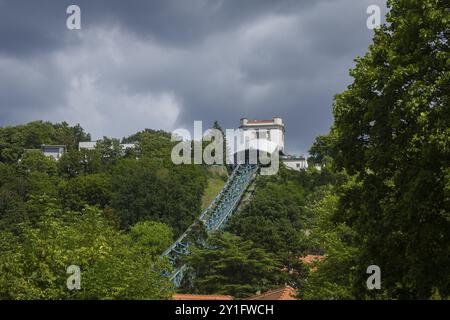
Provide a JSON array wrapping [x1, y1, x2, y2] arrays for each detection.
[[59, 173, 112, 211], [129, 220, 173, 256], [183, 232, 285, 298], [19, 151, 57, 176], [0, 203, 173, 299], [0, 121, 90, 163], [227, 169, 308, 261], [110, 157, 207, 235], [330, 0, 450, 299], [0, 121, 208, 299]]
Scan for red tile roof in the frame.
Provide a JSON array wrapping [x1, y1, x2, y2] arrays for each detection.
[[246, 286, 298, 300], [173, 294, 234, 300], [299, 255, 325, 264], [299, 255, 325, 272]]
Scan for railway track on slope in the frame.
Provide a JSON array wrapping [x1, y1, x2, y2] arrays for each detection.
[[161, 164, 259, 287]]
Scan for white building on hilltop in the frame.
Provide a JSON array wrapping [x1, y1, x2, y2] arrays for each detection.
[[23, 145, 66, 161], [237, 117, 308, 171], [78, 141, 97, 150], [79, 141, 136, 151], [239, 117, 285, 154], [41, 145, 66, 160], [281, 155, 308, 171]]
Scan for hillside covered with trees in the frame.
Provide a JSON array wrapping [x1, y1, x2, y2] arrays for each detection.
[[0, 0, 448, 300], [0, 121, 209, 299]]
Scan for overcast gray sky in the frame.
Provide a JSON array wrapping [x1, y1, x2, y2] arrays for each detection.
[[0, 0, 387, 155]]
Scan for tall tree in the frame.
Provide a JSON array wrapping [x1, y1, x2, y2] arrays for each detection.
[[332, 0, 449, 298], [212, 120, 230, 168], [183, 232, 286, 298]]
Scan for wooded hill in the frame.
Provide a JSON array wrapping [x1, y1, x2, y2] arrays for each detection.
[[0, 0, 448, 300]]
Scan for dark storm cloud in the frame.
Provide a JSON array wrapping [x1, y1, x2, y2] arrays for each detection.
[[0, 0, 321, 54], [0, 0, 387, 154]]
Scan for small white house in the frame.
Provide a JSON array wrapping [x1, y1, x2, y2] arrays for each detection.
[[79, 141, 137, 153], [121, 143, 137, 150], [282, 155, 308, 171], [78, 141, 97, 150], [41, 145, 66, 160]]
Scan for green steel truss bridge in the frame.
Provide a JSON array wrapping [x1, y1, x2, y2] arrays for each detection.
[[161, 164, 259, 287]]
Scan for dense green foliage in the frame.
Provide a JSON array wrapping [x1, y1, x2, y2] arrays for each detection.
[[0, 0, 448, 300], [0, 198, 173, 299], [227, 167, 309, 263], [301, 185, 360, 299], [180, 165, 341, 297], [111, 158, 207, 234], [302, 0, 450, 299], [0, 122, 211, 299], [182, 232, 287, 298], [330, 0, 449, 299], [0, 121, 90, 163]]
